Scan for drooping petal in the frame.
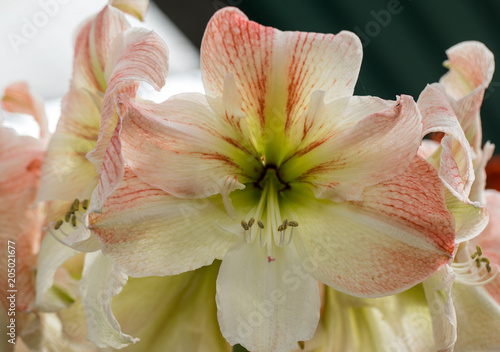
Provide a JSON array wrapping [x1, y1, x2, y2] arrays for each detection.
[[418, 83, 475, 204], [440, 41, 494, 151], [422, 266, 457, 352], [201, 7, 362, 141], [109, 0, 149, 21], [2, 82, 49, 139], [72, 5, 130, 91], [281, 95, 422, 202], [37, 86, 100, 202], [86, 27, 169, 209], [35, 234, 79, 311], [217, 239, 320, 352], [120, 92, 260, 204], [110, 262, 231, 352], [88, 168, 236, 277], [291, 155, 455, 297], [80, 251, 138, 348], [445, 188, 488, 244]]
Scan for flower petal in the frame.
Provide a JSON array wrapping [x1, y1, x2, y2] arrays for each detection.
[[201, 7, 362, 134], [217, 239, 320, 352], [2, 82, 48, 139], [87, 27, 169, 209], [88, 168, 235, 277], [418, 83, 475, 204], [422, 266, 457, 352], [72, 5, 130, 91], [109, 0, 149, 21], [292, 155, 455, 297], [303, 284, 434, 352], [35, 234, 79, 311], [281, 95, 422, 202], [110, 262, 231, 352], [37, 86, 100, 202], [452, 284, 500, 351], [440, 41, 494, 151], [120, 92, 259, 205], [80, 251, 138, 348]]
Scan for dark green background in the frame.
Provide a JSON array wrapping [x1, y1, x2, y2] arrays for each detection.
[[156, 0, 500, 146]]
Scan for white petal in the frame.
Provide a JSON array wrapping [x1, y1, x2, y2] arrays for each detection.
[[80, 251, 138, 348], [217, 240, 320, 352]]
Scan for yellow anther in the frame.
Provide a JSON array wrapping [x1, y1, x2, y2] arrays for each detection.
[[288, 220, 298, 227], [82, 199, 89, 210], [476, 246, 483, 256], [487, 264, 492, 273], [481, 257, 491, 265], [241, 220, 249, 231], [257, 220, 265, 229], [64, 212, 72, 222], [54, 220, 63, 230], [471, 252, 478, 259], [248, 217, 255, 227], [476, 258, 481, 268], [71, 214, 77, 227]]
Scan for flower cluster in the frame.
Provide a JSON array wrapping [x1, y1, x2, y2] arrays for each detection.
[[1, 1, 499, 351]]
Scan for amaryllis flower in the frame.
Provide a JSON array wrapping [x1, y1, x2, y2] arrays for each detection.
[[0, 83, 86, 352], [33, 1, 169, 348], [86, 8, 456, 351], [417, 41, 500, 351]]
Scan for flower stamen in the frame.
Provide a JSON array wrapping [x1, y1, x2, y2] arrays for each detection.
[[452, 245, 499, 286]]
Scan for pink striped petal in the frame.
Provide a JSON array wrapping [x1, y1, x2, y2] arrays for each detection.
[[201, 7, 362, 132], [281, 95, 422, 202], [72, 6, 130, 91], [109, 0, 149, 21], [2, 82, 48, 139], [294, 156, 455, 297], [440, 41, 494, 152], [88, 168, 236, 277], [120, 92, 262, 206], [86, 28, 168, 209], [418, 84, 475, 204]]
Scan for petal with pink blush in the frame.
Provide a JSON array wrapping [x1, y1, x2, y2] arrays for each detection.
[[72, 6, 130, 91], [2, 82, 48, 139], [86, 28, 169, 209], [88, 169, 236, 277], [281, 95, 422, 202], [120, 93, 261, 204], [440, 41, 494, 151], [418, 84, 475, 204], [291, 156, 455, 297], [201, 7, 362, 132]]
